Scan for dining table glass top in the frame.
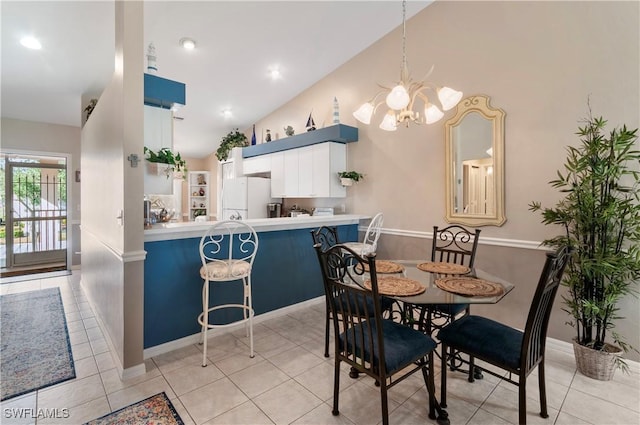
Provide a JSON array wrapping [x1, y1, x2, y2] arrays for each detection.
[[358, 259, 515, 306]]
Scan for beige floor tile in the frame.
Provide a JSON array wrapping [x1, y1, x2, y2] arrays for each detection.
[[70, 341, 93, 361], [571, 370, 640, 412], [37, 374, 106, 410], [228, 360, 290, 399], [251, 332, 298, 359], [65, 311, 82, 323], [79, 309, 95, 319], [292, 403, 356, 425], [210, 350, 264, 376], [253, 380, 323, 424], [554, 411, 594, 425], [73, 356, 99, 379], [163, 362, 225, 396], [82, 317, 99, 329], [561, 388, 639, 425], [94, 351, 116, 372], [167, 397, 197, 425], [68, 329, 88, 346], [267, 345, 325, 378], [85, 326, 104, 342], [100, 362, 162, 394], [39, 396, 110, 425], [106, 376, 177, 412], [89, 338, 110, 355], [440, 369, 498, 407], [66, 320, 85, 334], [467, 407, 513, 425], [294, 361, 356, 402], [480, 384, 559, 425], [497, 370, 570, 410], [0, 393, 37, 425], [334, 380, 400, 425], [387, 403, 431, 425], [408, 387, 480, 425], [179, 377, 249, 424], [152, 344, 203, 374], [203, 400, 274, 425]]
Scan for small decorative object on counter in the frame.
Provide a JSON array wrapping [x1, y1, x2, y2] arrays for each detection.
[[306, 111, 316, 131], [284, 125, 295, 136], [199, 187, 205, 196], [265, 129, 272, 142], [333, 97, 340, 124], [197, 174, 206, 185]]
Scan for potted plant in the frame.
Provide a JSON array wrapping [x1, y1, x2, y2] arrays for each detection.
[[338, 171, 365, 186], [529, 110, 640, 380], [216, 128, 248, 161], [144, 146, 188, 179]]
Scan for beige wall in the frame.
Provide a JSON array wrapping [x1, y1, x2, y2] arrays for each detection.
[[1, 118, 82, 267], [251, 1, 640, 360], [81, 0, 145, 373]]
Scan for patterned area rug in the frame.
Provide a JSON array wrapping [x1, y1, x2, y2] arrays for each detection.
[[85, 392, 184, 425], [1, 287, 76, 401]]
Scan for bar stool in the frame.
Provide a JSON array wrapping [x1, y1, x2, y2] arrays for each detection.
[[343, 212, 384, 255], [198, 220, 258, 366]]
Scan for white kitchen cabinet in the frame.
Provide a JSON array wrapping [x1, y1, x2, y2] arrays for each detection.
[[270, 151, 299, 197], [188, 171, 210, 220], [242, 154, 271, 175], [297, 143, 346, 198]]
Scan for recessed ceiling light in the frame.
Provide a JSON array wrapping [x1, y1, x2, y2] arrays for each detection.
[[268, 66, 281, 80], [222, 109, 232, 119], [179, 37, 196, 50], [20, 36, 42, 50]]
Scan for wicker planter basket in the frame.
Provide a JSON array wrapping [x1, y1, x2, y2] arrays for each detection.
[[572, 338, 622, 381]]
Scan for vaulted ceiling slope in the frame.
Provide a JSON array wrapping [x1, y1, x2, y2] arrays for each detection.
[[1, 1, 430, 158]]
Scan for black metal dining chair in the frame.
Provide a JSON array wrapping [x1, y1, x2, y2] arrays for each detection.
[[313, 243, 449, 425], [428, 225, 481, 330], [438, 246, 571, 425], [310, 226, 393, 358]]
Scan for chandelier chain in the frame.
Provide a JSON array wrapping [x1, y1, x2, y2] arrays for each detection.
[[401, 0, 408, 78]]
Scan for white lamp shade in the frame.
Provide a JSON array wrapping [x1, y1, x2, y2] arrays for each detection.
[[379, 110, 397, 131], [424, 103, 444, 124], [353, 102, 374, 124], [385, 84, 410, 110], [438, 86, 463, 111]]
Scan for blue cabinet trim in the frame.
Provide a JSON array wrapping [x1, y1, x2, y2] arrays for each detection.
[[242, 124, 358, 158], [144, 73, 186, 109], [143, 224, 357, 348]]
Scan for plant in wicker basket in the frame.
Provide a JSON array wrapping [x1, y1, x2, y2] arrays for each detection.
[[530, 107, 640, 379]]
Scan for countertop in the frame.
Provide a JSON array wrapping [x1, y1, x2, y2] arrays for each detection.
[[144, 214, 370, 242]]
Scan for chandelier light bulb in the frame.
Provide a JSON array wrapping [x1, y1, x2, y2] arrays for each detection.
[[424, 103, 444, 124], [379, 110, 398, 131], [385, 84, 410, 110], [353, 102, 375, 125], [438, 86, 463, 111]]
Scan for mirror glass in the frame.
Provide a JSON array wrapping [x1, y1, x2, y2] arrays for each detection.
[[445, 95, 506, 226]]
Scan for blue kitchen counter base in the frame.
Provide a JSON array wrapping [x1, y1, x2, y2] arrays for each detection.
[[144, 224, 357, 349]]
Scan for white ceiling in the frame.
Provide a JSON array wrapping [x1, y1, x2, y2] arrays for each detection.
[[1, 1, 429, 158]]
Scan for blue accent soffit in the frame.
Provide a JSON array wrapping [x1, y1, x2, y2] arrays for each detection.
[[242, 124, 358, 158], [144, 73, 186, 109]]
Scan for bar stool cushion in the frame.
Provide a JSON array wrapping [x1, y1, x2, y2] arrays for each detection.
[[343, 242, 375, 255], [200, 260, 251, 280], [340, 319, 437, 375], [437, 315, 523, 370]]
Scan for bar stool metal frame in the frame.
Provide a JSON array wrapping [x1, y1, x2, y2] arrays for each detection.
[[198, 220, 258, 366], [343, 212, 384, 256]]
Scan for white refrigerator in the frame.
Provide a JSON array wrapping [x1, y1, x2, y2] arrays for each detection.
[[221, 177, 275, 220]]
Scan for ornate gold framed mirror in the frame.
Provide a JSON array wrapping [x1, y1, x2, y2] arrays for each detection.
[[444, 95, 506, 226]]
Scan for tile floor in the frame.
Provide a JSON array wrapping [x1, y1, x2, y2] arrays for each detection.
[[1, 272, 639, 425]]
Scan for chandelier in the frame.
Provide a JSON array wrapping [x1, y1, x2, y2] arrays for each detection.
[[353, 0, 463, 131]]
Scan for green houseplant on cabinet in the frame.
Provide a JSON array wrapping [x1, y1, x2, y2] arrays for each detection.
[[144, 147, 188, 179], [530, 111, 640, 380], [215, 129, 248, 162], [338, 171, 364, 186]]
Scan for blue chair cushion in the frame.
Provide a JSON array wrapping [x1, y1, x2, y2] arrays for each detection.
[[437, 315, 523, 370], [339, 319, 437, 374], [431, 303, 469, 317]]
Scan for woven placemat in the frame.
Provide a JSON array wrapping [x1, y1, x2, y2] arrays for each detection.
[[363, 276, 426, 296], [434, 277, 504, 297], [362, 260, 404, 274], [417, 261, 470, 275]]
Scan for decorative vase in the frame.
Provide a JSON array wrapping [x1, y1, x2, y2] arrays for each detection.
[[572, 338, 622, 381], [340, 178, 353, 187]]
